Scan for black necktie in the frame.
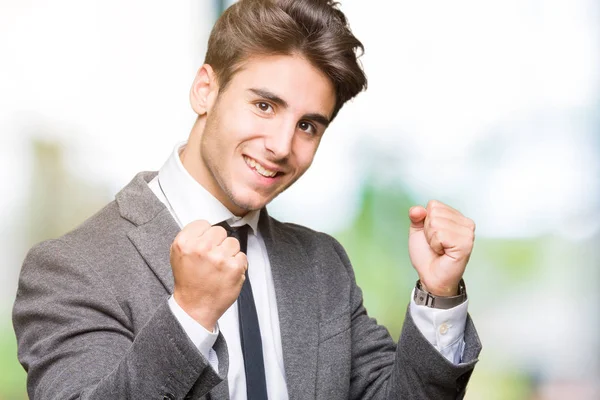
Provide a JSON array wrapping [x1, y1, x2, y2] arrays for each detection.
[[221, 223, 268, 399]]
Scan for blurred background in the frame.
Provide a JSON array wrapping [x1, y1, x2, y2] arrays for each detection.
[[1, 0, 599, 398]]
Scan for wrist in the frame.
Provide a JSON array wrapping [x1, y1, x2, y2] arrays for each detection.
[[173, 293, 219, 331], [420, 281, 460, 297]]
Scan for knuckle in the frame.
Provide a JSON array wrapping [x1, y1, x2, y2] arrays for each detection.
[[233, 263, 245, 275], [211, 225, 228, 237], [468, 219, 476, 231], [176, 239, 196, 256], [186, 219, 210, 233], [232, 254, 247, 271], [428, 199, 441, 209], [428, 208, 439, 220], [197, 219, 211, 228], [173, 231, 187, 245], [171, 238, 183, 253], [179, 245, 192, 257], [428, 218, 438, 230], [429, 230, 439, 242], [221, 258, 234, 271], [195, 240, 212, 255], [225, 237, 240, 252], [206, 249, 223, 265]]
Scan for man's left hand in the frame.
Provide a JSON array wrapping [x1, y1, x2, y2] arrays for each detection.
[[408, 200, 476, 297]]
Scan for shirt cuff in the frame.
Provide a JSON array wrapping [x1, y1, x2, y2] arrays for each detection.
[[168, 295, 219, 360], [409, 288, 468, 364]]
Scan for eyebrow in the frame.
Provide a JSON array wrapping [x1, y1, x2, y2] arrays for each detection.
[[248, 88, 331, 128]]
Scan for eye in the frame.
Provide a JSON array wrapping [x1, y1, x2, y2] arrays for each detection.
[[298, 121, 317, 135], [255, 102, 273, 114]]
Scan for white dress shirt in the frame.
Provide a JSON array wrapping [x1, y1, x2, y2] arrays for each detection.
[[149, 142, 468, 399]]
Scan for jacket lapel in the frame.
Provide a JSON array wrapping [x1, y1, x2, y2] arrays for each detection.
[[116, 171, 180, 294], [127, 210, 180, 294], [259, 209, 319, 398]]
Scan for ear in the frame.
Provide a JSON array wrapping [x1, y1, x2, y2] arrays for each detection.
[[190, 64, 219, 116]]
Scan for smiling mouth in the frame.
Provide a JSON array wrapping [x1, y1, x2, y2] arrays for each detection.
[[243, 156, 280, 178]]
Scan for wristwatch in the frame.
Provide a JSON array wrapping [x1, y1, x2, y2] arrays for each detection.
[[413, 279, 467, 309]]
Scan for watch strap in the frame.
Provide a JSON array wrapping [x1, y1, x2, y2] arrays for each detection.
[[413, 279, 467, 309]]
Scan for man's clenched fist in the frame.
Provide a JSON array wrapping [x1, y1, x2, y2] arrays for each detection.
[[408, 200, 476, 297], [170, 220, 248, 331]]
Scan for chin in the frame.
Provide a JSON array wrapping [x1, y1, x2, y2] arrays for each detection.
[[227, 179, 291, 213], [230, 193, 270, 213]]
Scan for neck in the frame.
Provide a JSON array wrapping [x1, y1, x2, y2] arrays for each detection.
[[180, 117, 248, 217], [179, 117, 205, 184]]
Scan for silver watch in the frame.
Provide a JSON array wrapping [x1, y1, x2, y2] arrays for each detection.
[[413, 279, 467, 309]]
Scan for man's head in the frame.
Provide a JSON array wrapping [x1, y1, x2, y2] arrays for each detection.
[[205, 0, 367, 121], [182, 0, 367, 216]]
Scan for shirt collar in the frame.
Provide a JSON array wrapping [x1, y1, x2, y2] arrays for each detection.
[[157, 142, 260, 234]]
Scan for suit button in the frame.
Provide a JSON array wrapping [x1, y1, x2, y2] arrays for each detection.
[[162, 394, 175, 400]]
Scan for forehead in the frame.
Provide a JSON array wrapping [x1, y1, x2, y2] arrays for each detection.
[[224, 54, 336, 118]]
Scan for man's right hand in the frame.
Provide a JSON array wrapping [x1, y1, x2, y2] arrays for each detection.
[[170, 220, 247, 331]]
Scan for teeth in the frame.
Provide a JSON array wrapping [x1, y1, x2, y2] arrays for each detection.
[[244, 156, 277, 178]]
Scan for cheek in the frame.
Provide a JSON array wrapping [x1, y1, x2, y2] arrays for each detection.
[[292, 141, 319, 173], [211, 98, 258, 139], [227, 110, 268, 145]]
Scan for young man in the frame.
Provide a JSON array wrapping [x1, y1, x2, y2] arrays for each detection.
[[13, 0, 481, 399]]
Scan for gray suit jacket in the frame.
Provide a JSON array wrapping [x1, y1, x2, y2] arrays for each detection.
[[13, 171, 481, 399]]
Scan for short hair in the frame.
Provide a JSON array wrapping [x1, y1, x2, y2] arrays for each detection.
[[204, 0, 367, 121]]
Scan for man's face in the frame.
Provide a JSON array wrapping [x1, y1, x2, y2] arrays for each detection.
[[190, 54, 336, 215]]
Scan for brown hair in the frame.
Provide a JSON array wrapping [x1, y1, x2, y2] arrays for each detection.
[[204, 0, 367, 121]]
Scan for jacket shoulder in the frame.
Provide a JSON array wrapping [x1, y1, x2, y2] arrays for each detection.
[[270, 219, 337, 247]]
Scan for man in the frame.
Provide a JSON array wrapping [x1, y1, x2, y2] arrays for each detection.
[[13, 0, 481, 399]]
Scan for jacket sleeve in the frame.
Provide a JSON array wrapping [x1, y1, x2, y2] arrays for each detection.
[[330, 237, 482, 400], [12, 239, 227, 400]]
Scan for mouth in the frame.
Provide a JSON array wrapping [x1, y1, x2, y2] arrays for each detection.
[[243, 155, 281, 178]]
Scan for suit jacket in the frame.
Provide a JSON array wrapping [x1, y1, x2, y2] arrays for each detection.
[[13, 171, 481, 399]]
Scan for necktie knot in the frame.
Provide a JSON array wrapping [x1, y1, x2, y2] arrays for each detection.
[[216, 222, 249, 254]]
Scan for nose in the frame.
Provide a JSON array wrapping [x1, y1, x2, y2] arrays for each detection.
[[264, 121, 295, 160]]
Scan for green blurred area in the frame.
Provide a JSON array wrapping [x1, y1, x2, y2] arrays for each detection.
[[0, 322, 27, 399]]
